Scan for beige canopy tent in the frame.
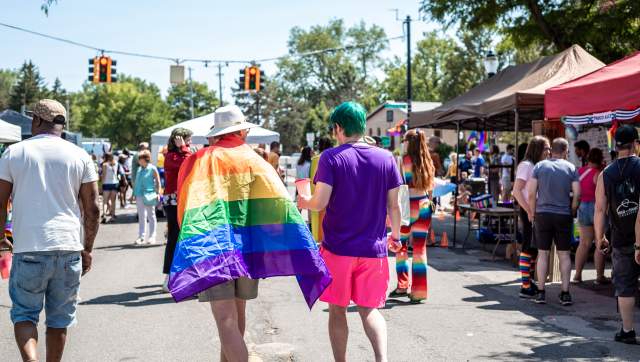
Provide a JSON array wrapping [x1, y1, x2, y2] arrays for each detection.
[[410, 45, 605, 131]]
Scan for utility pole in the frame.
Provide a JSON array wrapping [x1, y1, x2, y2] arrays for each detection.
[[256, 93, 261, 125], [405, 15, 412, 127], [188, 67, 195, 119], [216, 63, 224, 106]]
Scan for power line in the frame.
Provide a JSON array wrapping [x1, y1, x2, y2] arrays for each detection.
[[0, 21, 402, 65]]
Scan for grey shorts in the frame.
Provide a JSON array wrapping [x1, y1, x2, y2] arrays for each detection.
[[612, 246, 640, 298], [198, 277, 259, 302]]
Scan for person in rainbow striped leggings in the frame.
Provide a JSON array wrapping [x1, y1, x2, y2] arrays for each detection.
[[389, 129, 435, 303]]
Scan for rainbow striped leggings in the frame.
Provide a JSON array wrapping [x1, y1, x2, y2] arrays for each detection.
[[396, 195, 432, 300]]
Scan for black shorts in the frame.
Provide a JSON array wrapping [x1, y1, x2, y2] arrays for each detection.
[[534, 213, 573, 251], [519, 208, 538, 256], [612, 246, 640, 298]]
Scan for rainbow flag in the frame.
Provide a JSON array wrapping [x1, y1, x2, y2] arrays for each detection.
[[169, 137, 332, 308]]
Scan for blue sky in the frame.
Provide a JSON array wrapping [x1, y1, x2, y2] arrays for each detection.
[[1, 0, 439, 103]]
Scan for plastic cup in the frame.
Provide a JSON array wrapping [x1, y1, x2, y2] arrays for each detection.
[[295, 178, 311, 198], [0, 253, 12, 280]]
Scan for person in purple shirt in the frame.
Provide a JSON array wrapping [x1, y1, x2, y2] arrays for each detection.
[[298, 101, 402, 362]]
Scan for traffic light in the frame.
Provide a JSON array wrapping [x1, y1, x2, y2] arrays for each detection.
[[239, 68, 246, 90], [88, 56, 117, 84], [240, 66, 264, 92]]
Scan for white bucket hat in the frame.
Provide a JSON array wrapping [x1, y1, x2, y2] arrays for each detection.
[[206, 105, 258, 138]]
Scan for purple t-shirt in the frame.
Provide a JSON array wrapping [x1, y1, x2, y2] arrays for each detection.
[[314, 143, 403, 258]]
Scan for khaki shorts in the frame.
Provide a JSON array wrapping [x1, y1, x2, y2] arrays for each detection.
[[198, 277, 259, 302]]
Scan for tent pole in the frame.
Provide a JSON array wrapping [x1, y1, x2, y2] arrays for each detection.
[[514, 109, 520, 262], [453, 121, 461, 248], [514, 110, 520, 165]]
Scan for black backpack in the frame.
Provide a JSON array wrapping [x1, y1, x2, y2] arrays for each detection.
[[606, 157, 640, 239]]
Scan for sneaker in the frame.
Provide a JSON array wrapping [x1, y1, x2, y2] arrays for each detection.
[[146, 238, 156, 245], [614, 329, 637, 344], [559, 291, 573, 306], [534, 290, 546, 304], [134, 238, 145, 245], [519, 283, 539, 298], [594, 277, 611, 285]]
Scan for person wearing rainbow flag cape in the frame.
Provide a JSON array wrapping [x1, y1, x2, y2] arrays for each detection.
[[169, 105, 332, 361], [299, 102, 403, 362]]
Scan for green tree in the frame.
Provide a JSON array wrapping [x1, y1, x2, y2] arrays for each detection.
[[9, 60, 48, 112], [382, 30, 490, 103], [0, 69, 17, 110], [72, 75, 173, 148], [48, 77, 69, 106], [419, 0, 640, 63], [301, 101, 332, 147], [166, 81, 219, 122], [245, 19, 388, 152]]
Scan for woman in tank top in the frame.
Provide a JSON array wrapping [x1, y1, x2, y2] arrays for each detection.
[[574, 148, 608, 284], [101, 152, 120, 222]]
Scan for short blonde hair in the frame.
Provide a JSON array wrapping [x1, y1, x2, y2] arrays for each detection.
[[138, 150, 151, 162]]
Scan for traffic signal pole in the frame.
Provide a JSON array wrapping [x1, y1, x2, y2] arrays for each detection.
[[217, 63, 224, 106]]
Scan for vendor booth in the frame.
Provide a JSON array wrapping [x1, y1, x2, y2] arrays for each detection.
[[411, 45, 605, 247], [150, 112, 280, 163]]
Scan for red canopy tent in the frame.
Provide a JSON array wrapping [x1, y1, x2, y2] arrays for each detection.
[[545, 51, 640, 123]]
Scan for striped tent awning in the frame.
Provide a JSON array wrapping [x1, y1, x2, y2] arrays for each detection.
[[562, 106, 640, 126]]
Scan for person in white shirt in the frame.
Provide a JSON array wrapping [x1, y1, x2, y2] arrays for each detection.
[[0, 99, 100, 362], [500, 144, 515, 201]]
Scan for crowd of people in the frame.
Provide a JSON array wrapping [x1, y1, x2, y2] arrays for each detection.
[[0, 98, 638, 362]]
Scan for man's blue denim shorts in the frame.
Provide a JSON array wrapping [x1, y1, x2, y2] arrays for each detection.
[[9, 251, 82, 328]]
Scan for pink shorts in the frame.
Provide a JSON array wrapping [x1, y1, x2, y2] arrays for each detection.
[[320, 248, 389, 308]]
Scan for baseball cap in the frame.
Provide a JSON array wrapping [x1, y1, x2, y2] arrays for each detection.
[[30, 99, 67, 125], [614, 124, 639, 148]]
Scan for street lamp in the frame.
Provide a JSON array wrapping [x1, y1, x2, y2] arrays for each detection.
[[484, 50, 499, 78]]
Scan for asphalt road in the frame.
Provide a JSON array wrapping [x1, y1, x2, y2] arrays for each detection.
[[1, 207, 639, 361]]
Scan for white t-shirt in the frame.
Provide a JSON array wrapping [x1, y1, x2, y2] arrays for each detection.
[[0, 135, 99, 253], [500, 153, 514, 179], [515, 160, 534, 194]]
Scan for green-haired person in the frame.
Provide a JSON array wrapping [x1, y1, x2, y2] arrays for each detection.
[[298, 101, 403, 362]]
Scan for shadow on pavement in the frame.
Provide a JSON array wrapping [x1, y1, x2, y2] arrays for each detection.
[[320, 299, 422, 313], [458, 281, 638, 359], [485, 340, 612, 360], [80, 288, 174, 307], [95, 243, 165, 251]]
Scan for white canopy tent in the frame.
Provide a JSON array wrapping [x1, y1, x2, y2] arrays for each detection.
[[150, 112, 280, 163], [0, 117, 23, 143]]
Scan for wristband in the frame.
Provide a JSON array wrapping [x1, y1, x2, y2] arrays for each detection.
[[634, 244, 640, 251]]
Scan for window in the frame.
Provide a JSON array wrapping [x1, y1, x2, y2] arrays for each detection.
[[386, 110, 394, 123], [434, 130, 442, 138], [377, 128, 381, 136], [369, 128, 373, 136]]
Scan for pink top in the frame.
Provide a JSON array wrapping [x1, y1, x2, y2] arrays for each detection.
[[515, 160, 534, 192], [578, 165, 598, 202]]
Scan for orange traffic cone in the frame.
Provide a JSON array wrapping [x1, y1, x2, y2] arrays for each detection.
[[440, 232, 449, 248], [455, 209, 461, 221], [429, 230, 436, 245]]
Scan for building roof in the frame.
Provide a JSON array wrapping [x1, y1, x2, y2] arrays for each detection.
[[366, 101, 441, 121]]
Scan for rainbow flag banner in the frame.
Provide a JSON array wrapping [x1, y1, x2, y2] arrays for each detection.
[[169, 137, 332, 308]]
